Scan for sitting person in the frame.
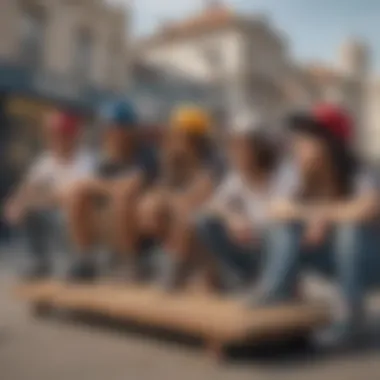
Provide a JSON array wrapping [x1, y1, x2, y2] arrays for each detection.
[[195, 115, 293, 292], [4, 110, 95, 280], [257, 103, 379, 343], [66, 100, 158, 281], [136, 105, 219, 290]]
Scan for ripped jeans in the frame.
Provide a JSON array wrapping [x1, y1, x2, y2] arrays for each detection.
[[195, 215, 263, 289], [23, 209, 69, 265], [258, 222, 379, 316]]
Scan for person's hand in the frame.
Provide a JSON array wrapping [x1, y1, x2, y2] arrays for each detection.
[[269, 200, 302, 221], [303, 220, 329, 247], [4, 200, 25, 225], [227, 215, 254, 246]]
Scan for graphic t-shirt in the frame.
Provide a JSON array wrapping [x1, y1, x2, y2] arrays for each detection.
[[96, 146, 159, 184], [28, 150, 95, 192], [25, 150, 96, 209], [210, 160, 299, 230]]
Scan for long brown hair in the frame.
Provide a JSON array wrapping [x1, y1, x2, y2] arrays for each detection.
[[299, 137, 358, 200], [245, 131, 279, 174]]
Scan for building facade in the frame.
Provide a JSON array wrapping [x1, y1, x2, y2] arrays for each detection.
[[136, 4, 290, 127], [0, 0, 129, 113], [130, 61, 221, 125], [0, 0, 130, 195], [286, 39, 371, 158], [136, 3, 379, 160]]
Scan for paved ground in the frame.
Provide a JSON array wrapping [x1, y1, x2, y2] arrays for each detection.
[[2, 250, 380, 380]]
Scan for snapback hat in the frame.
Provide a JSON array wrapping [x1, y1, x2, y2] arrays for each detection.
[[170, 105, 212, 135], [287, 103, 353, 146], [47, 111, 81, 137], [99, 100, 138, 129]]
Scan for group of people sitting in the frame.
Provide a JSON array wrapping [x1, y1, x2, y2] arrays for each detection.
[[4, 99, 380, 343]]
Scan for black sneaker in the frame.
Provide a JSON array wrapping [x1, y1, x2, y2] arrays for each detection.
[[21, 261, 51, 282], [67, 257, 97, 282], [111, 256, 144, 283], [157, 253, 191, 292]]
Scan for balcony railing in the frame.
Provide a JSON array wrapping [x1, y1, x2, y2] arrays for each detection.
[[0, 60, 120, 111]]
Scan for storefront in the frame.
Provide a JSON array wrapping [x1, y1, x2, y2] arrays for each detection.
[[0, 61, 118, 202]]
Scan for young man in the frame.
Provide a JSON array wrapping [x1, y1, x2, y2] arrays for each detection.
[[66, 99, 158, 281], [257, 104, 379, 343], [4, 110, 94, 280]]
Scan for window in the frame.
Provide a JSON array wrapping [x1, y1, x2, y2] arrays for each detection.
[[106, 31, 123, 89], [73, 28, 93, 84], [20, 6, 46, 69], [106, 43, 119, 88]]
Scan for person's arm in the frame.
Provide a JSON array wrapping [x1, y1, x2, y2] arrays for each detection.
[[111, 170, 145, 200], [307, 192, 379, 223], [4, 177, 42, 224], [4, 155, 55, 223], [306, 171, 379, 224], [206, 174, 239, 216], [179, 171, 215, 210], [270, 191, 379, 224]]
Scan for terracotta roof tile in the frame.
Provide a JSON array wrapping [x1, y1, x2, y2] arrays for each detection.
[[168, 4, 234, 32], [137, 4, 237, 49]]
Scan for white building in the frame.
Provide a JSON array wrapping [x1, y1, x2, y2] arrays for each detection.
[[135, 3, 379, 160], [130, 61, 218, 125], [0, 0, 130, 185], [135, 3, 290, 126], [0, 0, 129, 115]]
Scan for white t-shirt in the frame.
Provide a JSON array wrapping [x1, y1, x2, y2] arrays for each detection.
[[353, 168, 377, 195], [210, 161, 377, 230], [210, 161, 298, 230], [27, 150, 96, 194]]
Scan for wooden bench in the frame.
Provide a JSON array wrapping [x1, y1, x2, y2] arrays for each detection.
[[14, 281, 330, 358]]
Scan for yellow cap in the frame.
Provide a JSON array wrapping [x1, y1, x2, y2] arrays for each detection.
[[170, 105, 211, 135]]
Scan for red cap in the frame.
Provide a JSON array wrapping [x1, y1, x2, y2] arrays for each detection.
[[47, 111, 81, 137], [312, 103, 353, 143]]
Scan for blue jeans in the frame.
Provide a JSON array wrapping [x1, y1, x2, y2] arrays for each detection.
[[258, 222, 379, 313], [23, 209, 68, 264], [195, 215, 262, 286]]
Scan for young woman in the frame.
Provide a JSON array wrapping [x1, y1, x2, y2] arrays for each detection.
[[257, 103, 379, 342], [136, 105, 218, 289], [195, 117, 293, 293]]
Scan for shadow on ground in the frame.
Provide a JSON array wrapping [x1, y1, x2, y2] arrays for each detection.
[[27, 305, 380, 368]]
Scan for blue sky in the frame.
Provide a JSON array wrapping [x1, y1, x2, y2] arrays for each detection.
[[110, 0, 380, 71]]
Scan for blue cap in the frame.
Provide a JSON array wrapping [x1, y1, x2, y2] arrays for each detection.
[[99, 100, 138, 128]]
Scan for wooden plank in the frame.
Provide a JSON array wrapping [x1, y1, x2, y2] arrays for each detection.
[[13, 281, 330, 345], [13, 281, 65, 302]]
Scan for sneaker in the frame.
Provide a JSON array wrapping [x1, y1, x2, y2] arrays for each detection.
[[156, 252, 191, 292], [67, 257, 97, 282], [21, 261, 51, 282], [111, 255, 148, 283], [319, 320, 366, 350]]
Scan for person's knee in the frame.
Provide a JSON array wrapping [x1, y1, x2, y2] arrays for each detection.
[[111, 176, 141, 202], [194, 214, 223, 242], [137, 193, 167, 235], [63, 181, 94, 208], [334, 223, 375, 265], [334, 223, 375, 248]]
